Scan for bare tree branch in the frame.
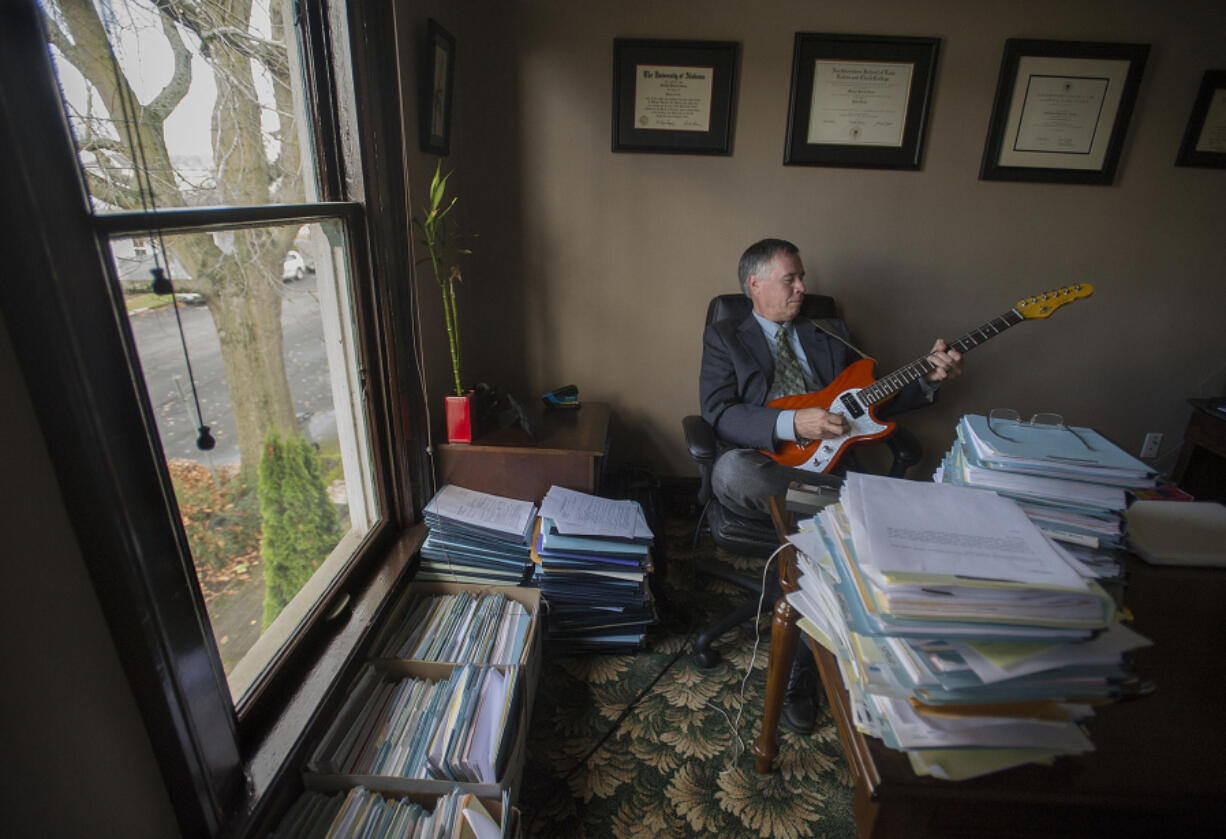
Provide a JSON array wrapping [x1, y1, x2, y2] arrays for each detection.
[[84, 168, 143, 209], [146, 7, 194, 121], [79, 135, 127, 154]]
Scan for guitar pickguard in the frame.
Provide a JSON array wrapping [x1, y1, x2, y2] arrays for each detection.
[[796, 388, 890, 472]]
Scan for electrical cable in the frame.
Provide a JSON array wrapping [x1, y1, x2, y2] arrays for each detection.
[[101, 6, 213, 450]]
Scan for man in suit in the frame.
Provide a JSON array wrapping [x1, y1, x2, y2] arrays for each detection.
[[699, 237, 963, 732]]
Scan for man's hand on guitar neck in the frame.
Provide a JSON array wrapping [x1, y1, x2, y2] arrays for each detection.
[[923, 338, 964, 383]]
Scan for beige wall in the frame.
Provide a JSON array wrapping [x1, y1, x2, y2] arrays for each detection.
[[397, 0, 1226, 480], [0, 318, 181, 837]]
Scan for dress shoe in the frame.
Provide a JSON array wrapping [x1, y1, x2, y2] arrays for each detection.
[[780, 644, 819, 735]]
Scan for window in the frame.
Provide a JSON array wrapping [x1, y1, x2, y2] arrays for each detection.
[[42, 0, 387, 706], [3, 1, 424, 835]]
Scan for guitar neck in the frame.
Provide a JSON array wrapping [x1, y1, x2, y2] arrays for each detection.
[[859, 308, 1025, 406]]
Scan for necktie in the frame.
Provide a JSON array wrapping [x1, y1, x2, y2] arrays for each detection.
[[774, 321, 808, 396]]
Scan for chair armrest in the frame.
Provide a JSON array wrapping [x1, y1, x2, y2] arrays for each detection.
[[682, 414, 718, 465], [886, 425, 924, 478]]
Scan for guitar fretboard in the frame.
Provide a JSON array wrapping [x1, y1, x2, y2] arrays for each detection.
[[859, 309, 1025, 406]]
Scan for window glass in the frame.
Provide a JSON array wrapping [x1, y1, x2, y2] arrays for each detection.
[[43, 0, 318, 212], [43, 0, 380, 706], [112, 221, 376, 701]]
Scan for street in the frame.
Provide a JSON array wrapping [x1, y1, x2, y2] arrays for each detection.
[[129, 282, 337, 465]]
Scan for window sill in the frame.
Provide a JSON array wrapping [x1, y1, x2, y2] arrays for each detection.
[[232, 521, 427, 834]]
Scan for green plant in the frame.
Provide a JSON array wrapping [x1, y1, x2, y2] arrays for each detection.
[[413, 162, 472, 396], [257, 431, 341, 629]]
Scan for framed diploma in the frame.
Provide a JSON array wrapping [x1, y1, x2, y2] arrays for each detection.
[[419, 19, 455, 156], [980, 39, 1149, 185], [783, 33, 940, 169], [612, 39, 739, 155], [1176, 70, 1226, 169]]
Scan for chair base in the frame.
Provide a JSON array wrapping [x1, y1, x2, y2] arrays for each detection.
[[693, 592, 775, 667]]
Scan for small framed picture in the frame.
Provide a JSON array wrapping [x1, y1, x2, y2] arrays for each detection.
[[419, 19, 455, 156], [783, 33, 941, 170], [980, 39, 1149, 185], [612, 38, 739, 155], [1175, 70, 1226, 169]]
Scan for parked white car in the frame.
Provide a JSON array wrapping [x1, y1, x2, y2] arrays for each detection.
[[282, 250, 315, 282]]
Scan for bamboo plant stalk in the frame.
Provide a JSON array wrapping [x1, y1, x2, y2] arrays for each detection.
[[414, 162, 471, 398]]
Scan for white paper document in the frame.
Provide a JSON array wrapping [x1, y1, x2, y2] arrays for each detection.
[[953, 622, 1152, 685], [843, 473, 1085, 588], [539, 485, 652, 539], [425, 484, 537, 537]]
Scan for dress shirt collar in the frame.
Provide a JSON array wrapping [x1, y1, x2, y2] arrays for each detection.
[[751, 310, 788, 342]]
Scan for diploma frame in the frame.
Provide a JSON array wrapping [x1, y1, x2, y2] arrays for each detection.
[[980, 39, 1149, 185], [783, 33, 940, 169], [419, 19, 455, 156], [612, 38, 739, 155], [1175, 70, 1226, 169]]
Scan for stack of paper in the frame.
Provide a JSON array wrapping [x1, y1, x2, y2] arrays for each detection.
[[419, 485, 538, 585], [787, 473, 1150, 781], [531, 486, 656, 652], [375, 591, 534, 666], [268, 786, 511, 838], [309, 664, 521, 786], [936, 414, 1158, 552]]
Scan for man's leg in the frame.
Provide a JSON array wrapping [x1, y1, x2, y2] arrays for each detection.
[[711, 448, 837, 520]]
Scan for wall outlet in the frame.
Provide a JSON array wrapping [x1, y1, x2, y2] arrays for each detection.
[[1140, 432, 1163, 459]]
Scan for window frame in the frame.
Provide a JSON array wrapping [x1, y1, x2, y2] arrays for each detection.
[[0, 1, 428, 835]]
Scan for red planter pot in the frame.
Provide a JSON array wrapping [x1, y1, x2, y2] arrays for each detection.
[[445, 391, 476, 443]]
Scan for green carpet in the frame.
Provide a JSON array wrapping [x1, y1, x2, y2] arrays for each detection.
[[519, 515, 857, 838]]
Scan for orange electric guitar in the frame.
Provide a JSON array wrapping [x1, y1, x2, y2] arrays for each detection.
[[763, 284, 1094, 473]]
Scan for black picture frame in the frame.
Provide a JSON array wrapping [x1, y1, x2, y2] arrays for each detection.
[[612, 38, 739, 155], [419, 19, 455, 156], [1175, 70, 1226, 169], [980, 39, 1149, 185], [783, 33, 940, 170]]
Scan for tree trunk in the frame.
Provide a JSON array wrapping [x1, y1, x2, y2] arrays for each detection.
[[204, 242, 299, 479]]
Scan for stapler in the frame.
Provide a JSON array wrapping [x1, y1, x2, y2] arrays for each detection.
[[542, 384, 580, 409]]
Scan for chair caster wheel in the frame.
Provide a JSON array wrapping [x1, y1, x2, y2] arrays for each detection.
[[694, 648, 721, 668]]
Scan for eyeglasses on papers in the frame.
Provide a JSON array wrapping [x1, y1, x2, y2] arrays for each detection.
[[988, 408, 1096, 451]]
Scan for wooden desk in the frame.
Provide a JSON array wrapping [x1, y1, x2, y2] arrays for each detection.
[[435, 402, 609, 502], [753, 497, 1226, 838], [1172, 398, 1226, 502]]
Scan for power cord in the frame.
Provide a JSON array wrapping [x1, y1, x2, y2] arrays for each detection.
[[716, 542, 786, 772]]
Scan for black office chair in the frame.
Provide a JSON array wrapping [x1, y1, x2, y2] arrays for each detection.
[[684, 293, 923, 667]]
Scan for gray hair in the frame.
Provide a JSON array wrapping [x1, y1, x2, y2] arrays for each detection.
[[737, 238, 799, 295]]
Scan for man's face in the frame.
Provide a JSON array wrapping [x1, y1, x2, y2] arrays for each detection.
[[748, 251, 806, 323]]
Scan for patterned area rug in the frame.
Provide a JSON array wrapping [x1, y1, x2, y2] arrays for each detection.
[[519, 515, 857, 838]]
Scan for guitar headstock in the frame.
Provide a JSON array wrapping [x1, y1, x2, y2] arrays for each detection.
[[1015, 284, 1094, 320]]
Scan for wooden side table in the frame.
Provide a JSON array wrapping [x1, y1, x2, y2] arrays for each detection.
[[435, 402, 609, 502], [1171, 398, 1226, 502]]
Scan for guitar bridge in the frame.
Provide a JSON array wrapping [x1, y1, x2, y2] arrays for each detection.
[[840, 392, 864, 419]]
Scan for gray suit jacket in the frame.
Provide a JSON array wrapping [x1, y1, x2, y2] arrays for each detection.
[[699, 312, 930, 450]]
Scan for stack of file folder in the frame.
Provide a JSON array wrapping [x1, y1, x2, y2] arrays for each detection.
[[419, 485, 538, 585], [268, 786, 513, 838], [531, 486, 656, 653], [309, 663, 522, 787], [375, 590, 534, 666], [936, 413, 1157, 550], [787, 473, 1151, 781]]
